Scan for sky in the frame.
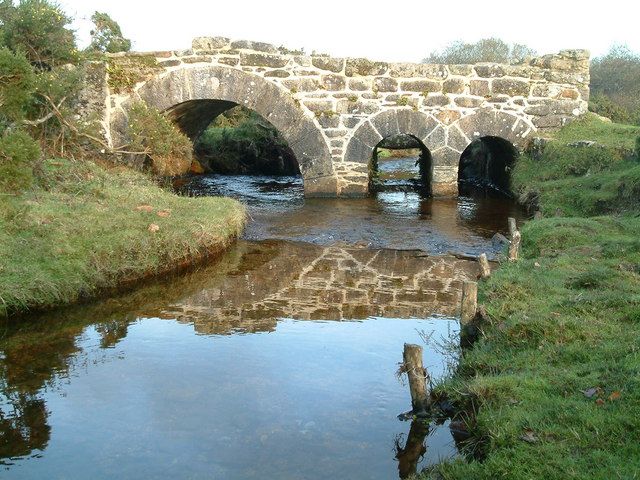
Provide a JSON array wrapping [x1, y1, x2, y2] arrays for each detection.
[[58, 0, 638, 62]]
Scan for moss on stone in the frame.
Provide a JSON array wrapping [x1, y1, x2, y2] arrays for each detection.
[[107, 55, 162, 94]]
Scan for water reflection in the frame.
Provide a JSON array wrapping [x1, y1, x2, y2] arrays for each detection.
[[0, 240, 476, 479], [179, 173, 525, 256]]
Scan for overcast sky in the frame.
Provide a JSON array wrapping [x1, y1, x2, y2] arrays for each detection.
[[58, 0, 637, 62]]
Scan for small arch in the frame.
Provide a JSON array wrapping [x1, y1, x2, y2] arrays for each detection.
[[371, 134, 432, 193], [343, 109, 444, 194], [113, 65, 336, 196], [458, 136, 518, 196]]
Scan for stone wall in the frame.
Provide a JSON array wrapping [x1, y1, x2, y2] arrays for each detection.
[[98, 36, 590, 197]]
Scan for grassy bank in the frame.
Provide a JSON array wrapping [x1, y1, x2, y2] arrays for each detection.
[[0, 158, 245, 318], [427, 115, 640, 479]]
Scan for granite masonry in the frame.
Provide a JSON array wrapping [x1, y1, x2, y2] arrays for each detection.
[[94, 36, 590, 197]]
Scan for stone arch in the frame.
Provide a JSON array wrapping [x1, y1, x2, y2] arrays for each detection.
[[113, 65, 336, 197], [427, 110, 535, 196], [343, 109, 445, 193]]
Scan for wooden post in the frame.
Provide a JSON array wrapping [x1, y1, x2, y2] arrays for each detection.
[[478, 253, 491, 278], [508, 230, 521, 262], [402, 343, 430, 416], [460, 281, 477, 325], [508, 217, 518, 237]]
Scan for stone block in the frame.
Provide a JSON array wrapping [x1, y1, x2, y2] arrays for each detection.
[[348, 78, 372, 91], [158, 59, 181, 67], [192, 36, 230, 51], [302, 99, 334, 113], [317, 114, 340, 128], [312, 56, 345, 73], [217, 56, 239, 66], [401, 79, 441, 93], [343, 116, 362, 129], [283, 78, 320, 92], [474, 64, 505, 78], [443, 78, 466, 94], [374, 77, 398, 92], [321, 74, 346, 91], [423, 94, 450, 107], [336, 99, 380, 115], [183, 55, 212, 64], [470, 79, 490, 97], [231, 40, 278, 53], [492, 78, 530, 96], [240, 53, 288, 68], [454, 96, 484, 108], [448, 64, 474, 75], [264, 69, 290, 78], [436, 110, 462, 125], [345, 58, 388, 76]]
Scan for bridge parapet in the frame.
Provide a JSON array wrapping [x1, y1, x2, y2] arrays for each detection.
[[99, 36, 589, 196]]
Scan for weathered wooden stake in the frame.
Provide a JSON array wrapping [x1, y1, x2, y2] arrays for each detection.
[[478, 253, 491, 278], [508, 230, 521, 262], [402, 343, 430, 416], [508, 217, 518, 237], [460, 280, 478, 325]]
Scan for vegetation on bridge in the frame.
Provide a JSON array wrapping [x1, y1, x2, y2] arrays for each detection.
[[425, 115, 640, 479]]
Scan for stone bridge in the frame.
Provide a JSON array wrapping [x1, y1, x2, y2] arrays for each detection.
[[95, 36, 590, 197]]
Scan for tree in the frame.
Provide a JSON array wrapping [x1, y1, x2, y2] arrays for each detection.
[[423, 38, 536, 64], [589, 45, 640, 125], [88, 11, 131, 53], [0, 0, 77, 68]]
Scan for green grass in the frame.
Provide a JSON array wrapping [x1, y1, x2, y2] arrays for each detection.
[[423, 116, 640, 479], [513, 115, 640, 217], [0, 158, 246, 317], [549, 113, 640, 150]]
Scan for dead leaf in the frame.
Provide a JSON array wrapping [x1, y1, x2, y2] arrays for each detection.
[[519, 429, 538, 443], [157, 209, 171, 217], [135, 205, 154, 212], [608, 391, 621, 401], [595, 398, 605, 406], [148, 223, 160, 233]]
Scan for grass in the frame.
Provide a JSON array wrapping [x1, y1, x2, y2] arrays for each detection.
[[423, 115, 640, 479], [0, 158, 245, 317], [513, 114, 640, 217]]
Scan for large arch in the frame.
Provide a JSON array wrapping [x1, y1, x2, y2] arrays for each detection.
[[112, 65, 336, 197], [343, 109, 445, 194]]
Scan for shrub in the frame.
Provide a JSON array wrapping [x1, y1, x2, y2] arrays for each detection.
[[88, 11, 131, 53], [0, 0, 78, 68], [590, 45, 640, 126], [128, 102, 192, 176], [423, 38, 536, 64], [0, 128, 40, 193], [0, 47, 35, 124]]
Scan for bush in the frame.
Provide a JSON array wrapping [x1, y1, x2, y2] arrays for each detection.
[[0, 0, 78, 68], [128, 102, 193, 176], [0, 47, 35, 124], [590, 45, 640, 125], [423, 38, 536, 64], [88, 11, 131, 53], [0, 129, 40, 193]]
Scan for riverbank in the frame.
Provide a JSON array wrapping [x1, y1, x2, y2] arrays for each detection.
[[0, 158, 246, 318], [427, 114, 640, 479]]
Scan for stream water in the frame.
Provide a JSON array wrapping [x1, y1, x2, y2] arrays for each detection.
[[1, 158, 525, 479]]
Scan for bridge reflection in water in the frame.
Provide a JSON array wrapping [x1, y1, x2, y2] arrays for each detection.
[[0, 240, 477, 479]]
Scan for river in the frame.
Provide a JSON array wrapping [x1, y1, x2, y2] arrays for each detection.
[[0, 158, 524, 479]]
